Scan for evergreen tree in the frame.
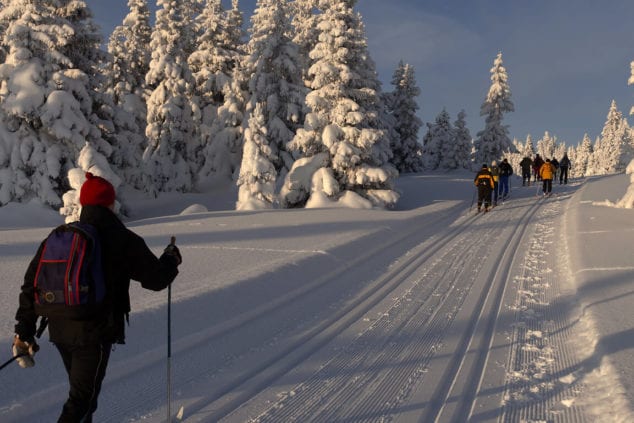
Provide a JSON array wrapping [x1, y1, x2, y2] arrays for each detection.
[[593, 100, 632, 174], [586, 136, 602, 176], [105, 0, 152, 188], [143, 0, 196, 194], [574, 133, 593, 178], [291, 0, 320, 85], [420, 122, 434, 169], [0, 0, 115, 208], [523, 134, 535, 157], [474, 52, 514, 165], [182, 0, 204, 56], [197, 0, 247, 184], [60, 142, 122, 222], [236, 102, 277, 209], [453, 110, 473, 170], [422, 109, 453, 170], [282, 0, 398, 208], [387, 61, 423, 173], [188, 0, 228, 174], [536, 131, 556, 159], [242, 0, 305, 181], [226, 0, 245, 52]]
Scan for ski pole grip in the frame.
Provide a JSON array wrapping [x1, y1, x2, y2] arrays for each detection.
[[169, 236, 176, 246]]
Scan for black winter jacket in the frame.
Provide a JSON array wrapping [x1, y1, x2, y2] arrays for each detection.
[[499, 161, 513, 176], [15, 205, 179, 345]]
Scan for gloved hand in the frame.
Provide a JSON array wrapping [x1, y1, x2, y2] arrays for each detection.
[[163, 238, 182, 266], [12, 335, 39, 368]]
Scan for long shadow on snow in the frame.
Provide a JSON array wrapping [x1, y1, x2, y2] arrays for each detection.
[[89, 200, 471, 419]]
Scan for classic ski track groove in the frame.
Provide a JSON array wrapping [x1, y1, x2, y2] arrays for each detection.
[[414, 194, 544, 423], [182, 207, 485, 422], [97, 202, 474, 421], [111, 192, 561, 423], [500, 190, 587, 423], [233, 195, 546, 423], [250, 213, 494, 422]]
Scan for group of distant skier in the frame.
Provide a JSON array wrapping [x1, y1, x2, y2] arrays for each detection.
[[473, 152, 572, 213]]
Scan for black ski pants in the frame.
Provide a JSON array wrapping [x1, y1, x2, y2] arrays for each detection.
[[477, 185, 492, 209], [55, 342, 111, 423], [559, 167, 569, 184], [521, 168, 531, 185], [542, 178, 553, 194]]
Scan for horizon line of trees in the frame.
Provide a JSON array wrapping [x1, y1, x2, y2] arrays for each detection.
[[422, 98, 634, 180]]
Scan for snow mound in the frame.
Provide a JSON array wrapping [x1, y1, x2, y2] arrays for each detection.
[[180, 204, 209, 215], [0, 200, 64, 229]]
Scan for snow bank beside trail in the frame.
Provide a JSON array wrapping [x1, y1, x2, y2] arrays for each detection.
[[562, 174, 634, 421], [0, 200, 64, 229]]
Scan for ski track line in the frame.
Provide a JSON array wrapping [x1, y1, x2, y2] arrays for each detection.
[[96, 202, 473, 422], [167, 205, 486, 422], [500, 188, 588, 423], [411, 193, 545, 423], [251, 190, 550, 423], [248, 215, 496, 422]]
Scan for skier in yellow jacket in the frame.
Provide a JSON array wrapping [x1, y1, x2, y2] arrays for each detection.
[[539, 159, 556, 196]]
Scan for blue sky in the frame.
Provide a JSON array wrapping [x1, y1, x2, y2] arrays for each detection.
[[85, 0, 634, 147]]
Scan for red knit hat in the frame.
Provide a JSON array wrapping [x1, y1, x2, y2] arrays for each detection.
[[80, 172, 116, 207]]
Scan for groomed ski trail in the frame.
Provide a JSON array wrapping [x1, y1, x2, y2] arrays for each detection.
[[115, 184, 591, 423], [3, 181, 596, 423]]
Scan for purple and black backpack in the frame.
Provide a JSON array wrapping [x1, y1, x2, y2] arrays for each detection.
[[33, 222, 106, 319]]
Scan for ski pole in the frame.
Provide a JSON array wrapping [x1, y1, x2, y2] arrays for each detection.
[[167, 236, 175, 422], [0, 353, 27, 372], [469, 186, 476, 211], [535, 179, 541, 196]]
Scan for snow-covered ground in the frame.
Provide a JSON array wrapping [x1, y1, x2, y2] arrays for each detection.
[[1, 171, 633, 422]]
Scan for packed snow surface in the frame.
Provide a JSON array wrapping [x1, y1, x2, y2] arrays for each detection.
[[1, 172, 633, 422]]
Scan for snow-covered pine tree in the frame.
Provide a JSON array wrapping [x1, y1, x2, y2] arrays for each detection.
[[282, 0, 398, 208], [226, 0, 245, 50], [60, 142, 122, 222], [197, 0, 247, 185], [566, 144, 578, 179], [143, 0, 196, 194], [453, 110, 473, 170], [593, 100, 632, 174], [474, 52, 515, 165], [536, 131, 556, 159], [241, 0, 306, 187], [507, 137, 523, 174], [0, 0, 115, 208], [422, 109, 453, 170], [420, 122, 434, 168], [553, 141, 566, 162], [236, 102, 278, 209], [588, 136, 603, 176], [387, 61, 423, 173], [573, 134, 592, 178], [105, 0, 152, 189], [57, 0, 116, 152], [188, 0, 227, 174], [523, 134, 535, 158], [291, 0, 320, 84], [182, 0, 204, 56]]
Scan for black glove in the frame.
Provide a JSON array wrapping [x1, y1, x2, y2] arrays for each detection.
[[163, 243, 182, 266], [12, 335, 39, 368]]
